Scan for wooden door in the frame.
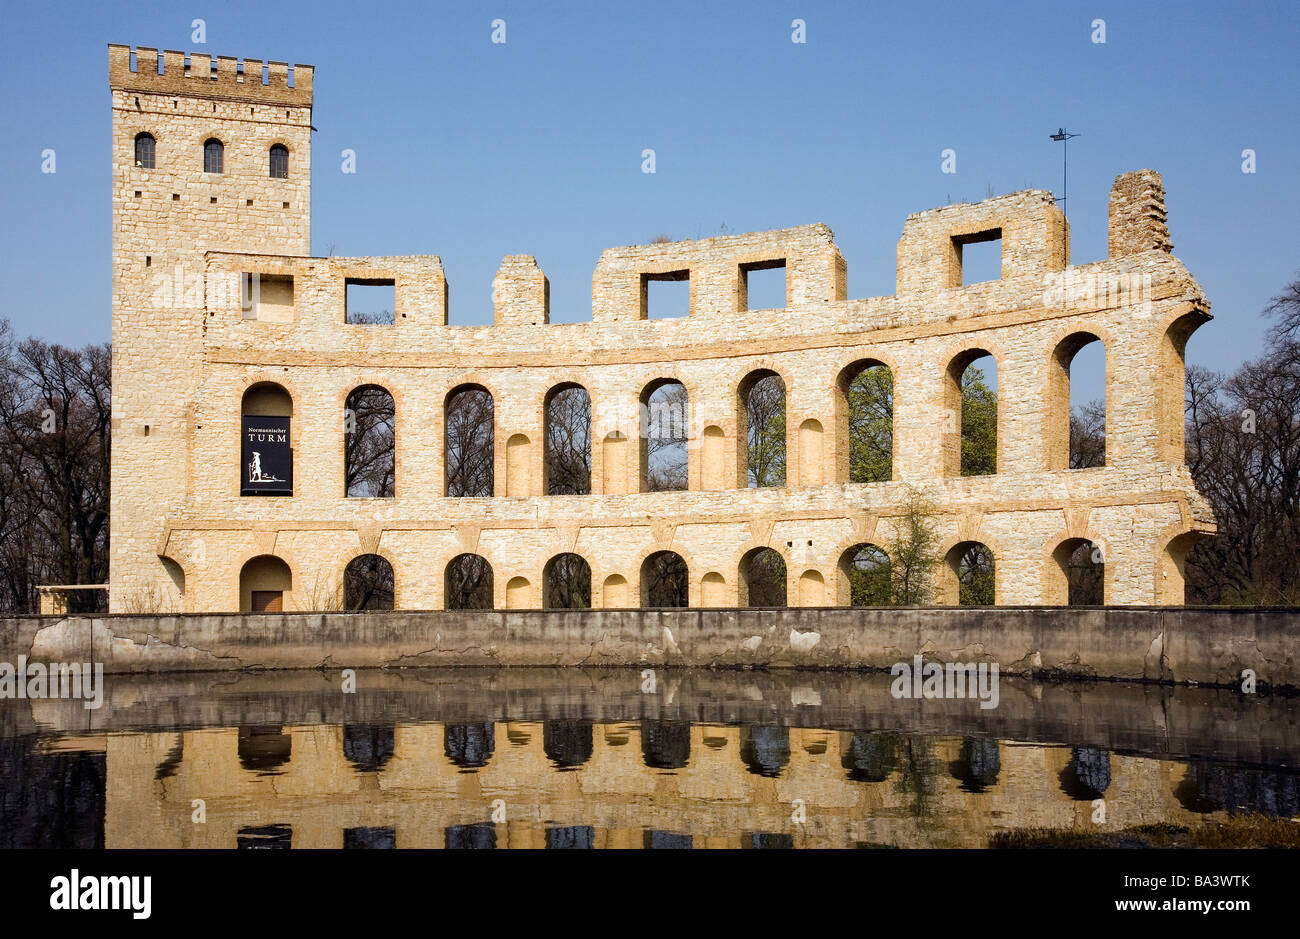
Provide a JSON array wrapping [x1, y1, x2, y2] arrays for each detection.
[[251, 590, 283, 613]]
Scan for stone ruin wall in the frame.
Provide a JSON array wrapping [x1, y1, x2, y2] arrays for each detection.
[[107, 45, 1215, 614]]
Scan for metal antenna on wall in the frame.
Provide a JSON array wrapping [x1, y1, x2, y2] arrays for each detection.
[[1049, 127, 1080, 212]]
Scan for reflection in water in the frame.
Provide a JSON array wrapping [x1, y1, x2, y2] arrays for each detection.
[[2, 669, 1298, 849], [345, 826, 396, 849], [644, 830, 692, 849], [740, 725, 790, 777], [0, 738, 104, 849], [237, 824, 292, 849], [1176, 761, 1300, 817], [547, 826, 594, 849], [238, 726, 290, 775], [841, 733, 898, 783], [444, 723, 495, 770], [1060, 747, 1112, 801], [446, 822, 496, 849], [543, 720, 593, 770], [950, 737, 1001, 793], [154, 738, 184, 780], [641, 720, 691, 769], [343, 724, 395, 773]]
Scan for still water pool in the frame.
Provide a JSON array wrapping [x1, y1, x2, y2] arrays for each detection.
[[2, 668, 1296, 848]]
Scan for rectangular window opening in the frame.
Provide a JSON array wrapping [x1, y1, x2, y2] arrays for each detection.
[[954, 228, 1003, 286], [242, 273, 295, 322], [345, 278, 397, 325], [740, 259, 787, 311], [641, 270, 690, 319]]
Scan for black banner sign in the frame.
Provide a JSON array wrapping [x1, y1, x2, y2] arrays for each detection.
[[241, 415, 293, 495]]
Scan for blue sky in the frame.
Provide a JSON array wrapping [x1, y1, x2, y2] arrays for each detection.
[[1, 0, 1297, 397]]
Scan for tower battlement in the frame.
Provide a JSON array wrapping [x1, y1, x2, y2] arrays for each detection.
[[108, 44, 313, 108]]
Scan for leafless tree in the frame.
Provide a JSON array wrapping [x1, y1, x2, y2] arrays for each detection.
[[1069, 398, 1106, 468], [1184, 336, 1300, 604], [643, 381, 688, 491], [446, 553, 493, 609], [641, 551, 688, 607], [1264, 273, 1300, 341], [343, 554, 394, 611], [544, 553, 591, 608], [445, 386, 494, 497], [345, 386, 395, 497], [545, 385, 591, 495], [742, 548, 786, 606], [0, 321, 110, 612]]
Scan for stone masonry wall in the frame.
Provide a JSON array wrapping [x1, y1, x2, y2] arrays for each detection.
[[108, 45, 1214, 616]]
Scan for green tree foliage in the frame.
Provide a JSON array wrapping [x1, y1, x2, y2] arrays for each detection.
[[846, 544, 892, 605], [847, 365, 893, 483], [746, 374, 786, 487], [961, 365, 997, 476], [955, 543, 995, 606], [888, 487, 941, 605]]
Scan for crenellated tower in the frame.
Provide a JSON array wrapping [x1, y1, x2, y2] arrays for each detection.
[[109, 44, 313, 611]]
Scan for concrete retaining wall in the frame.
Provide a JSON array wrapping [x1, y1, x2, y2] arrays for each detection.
[[0, 607, 1296, 687]]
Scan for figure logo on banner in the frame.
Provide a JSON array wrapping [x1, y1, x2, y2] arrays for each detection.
[[247, 451, 284, 484], [242, 415, 293, 495]]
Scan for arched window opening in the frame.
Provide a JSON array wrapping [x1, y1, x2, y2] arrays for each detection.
[[739, 370, 787, 487], [1158, 311, 1211, 462], [839, 360, 893, 483], [445, 554, 493, 610], [241, 382, 293, 497], [544, 553, 592, 609], [1050, 333, 1106, 470], [239, 554, 291, 612], [343, 554, 394, 611], [133, 132, 156, 168], [641, 551, 688, 608], [269, 144, 289, 179], [1053, 538, 1104, 605], [1160, 532, 1204, 605], [943, 541, 995, 606], [345, 386, 395, 497], [740, 547, 786, 607], [544, 384, 591, 494], [945, 351, 997, 477], [838, 543, 892, 606], [445, 385, 494, 497], [640, 379, 688, 491], [203, 138, 224, 174], [159, 556, 185, 612]]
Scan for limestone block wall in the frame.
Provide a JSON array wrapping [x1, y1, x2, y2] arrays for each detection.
[[108, 45, 1214, 615], [109, 44, 313, 614]]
